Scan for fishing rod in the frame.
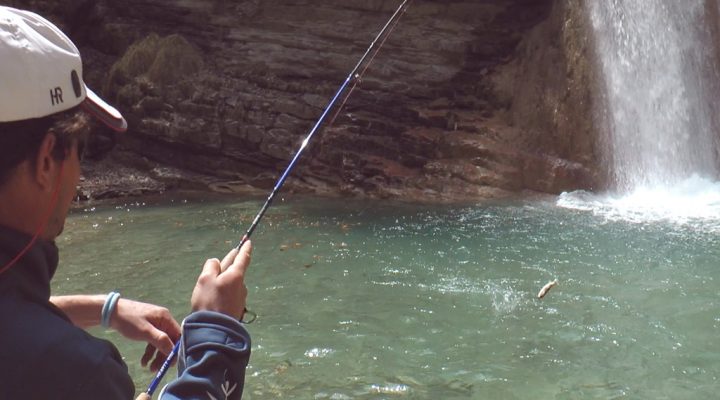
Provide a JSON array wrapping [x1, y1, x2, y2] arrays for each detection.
[[233, 0, 412, 252], [137, 1, 413, 398]]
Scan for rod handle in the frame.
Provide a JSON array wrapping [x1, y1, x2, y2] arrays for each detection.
[[135, 393, 152, 400]]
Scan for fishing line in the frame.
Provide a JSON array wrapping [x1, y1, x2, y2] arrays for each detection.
[[233, 0, 413, 252], [326, 4, 410, 127], [138, 1, 413, 398]]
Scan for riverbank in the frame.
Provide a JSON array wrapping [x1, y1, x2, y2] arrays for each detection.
[[78, 149, 267, 202], [77, 152, 557, 207]]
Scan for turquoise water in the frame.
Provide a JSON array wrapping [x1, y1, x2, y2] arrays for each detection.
[[55, 194, 719, 399]]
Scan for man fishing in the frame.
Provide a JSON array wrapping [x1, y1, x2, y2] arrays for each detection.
[[0, 6, 251, 399]]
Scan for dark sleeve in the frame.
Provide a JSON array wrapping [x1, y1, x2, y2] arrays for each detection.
[[61, 352, 135, 400], [33, 334, 134, 400], [159, 311, 251, 400], [0, 299, 134, 400]]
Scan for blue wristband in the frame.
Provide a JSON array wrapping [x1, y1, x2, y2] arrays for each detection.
[[101, 291, 120, 328]]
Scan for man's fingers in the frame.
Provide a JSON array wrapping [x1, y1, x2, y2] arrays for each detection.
[[225, 240, 252, 277], [149, 329, 176, 356], [153, 312, 182, 344], [141, 329, 175, 372], [150, 350, 175, 372], [200, 258, 222, 278], [140, 343, 155, 367], [220, 247, 239, 271]]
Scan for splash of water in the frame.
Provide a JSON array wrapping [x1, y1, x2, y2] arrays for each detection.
[[558, 175, 720, 227]]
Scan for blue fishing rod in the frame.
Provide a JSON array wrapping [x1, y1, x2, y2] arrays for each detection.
[[232, 0, 413, 252], [138, 1, 413, 398]]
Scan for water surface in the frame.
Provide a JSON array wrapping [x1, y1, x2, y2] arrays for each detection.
[[56, 195, 719, 399]]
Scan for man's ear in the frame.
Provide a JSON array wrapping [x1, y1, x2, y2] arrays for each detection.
[[34, 133, 62, 192]]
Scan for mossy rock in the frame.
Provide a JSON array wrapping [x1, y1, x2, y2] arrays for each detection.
[[105, 33, 203, 97]]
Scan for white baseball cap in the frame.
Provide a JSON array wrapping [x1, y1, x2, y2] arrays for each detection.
[[0, 6, 127, 132]]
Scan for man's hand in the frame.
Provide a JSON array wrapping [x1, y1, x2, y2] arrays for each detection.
[[110, 299, 182, 372], [50, 294, 182, 371], [190, 240, 252, 320]]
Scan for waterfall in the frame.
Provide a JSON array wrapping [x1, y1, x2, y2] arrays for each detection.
[[588, 0, 720, 191], [558, 1, 720, 225]]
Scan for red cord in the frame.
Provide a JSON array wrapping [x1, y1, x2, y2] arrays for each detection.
[[0, 161, 65, 276]]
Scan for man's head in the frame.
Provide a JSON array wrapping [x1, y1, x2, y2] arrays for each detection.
[[0, 6, 127, 239]]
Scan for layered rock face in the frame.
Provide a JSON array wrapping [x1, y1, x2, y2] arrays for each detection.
[[8, 0, 600, 202]]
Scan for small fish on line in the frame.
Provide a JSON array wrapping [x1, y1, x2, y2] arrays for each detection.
[[537, 280, 558, 299]]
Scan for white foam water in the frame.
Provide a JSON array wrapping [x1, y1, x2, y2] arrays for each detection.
[[557, 175, 720, 226]]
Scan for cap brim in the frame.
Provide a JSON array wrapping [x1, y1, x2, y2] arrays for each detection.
[[80, 87, 127, 133]]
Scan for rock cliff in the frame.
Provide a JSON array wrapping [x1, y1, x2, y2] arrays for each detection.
[[8, 0, 600, 202]]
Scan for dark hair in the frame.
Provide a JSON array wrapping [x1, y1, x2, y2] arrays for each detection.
[[0, 107, 90, 186]]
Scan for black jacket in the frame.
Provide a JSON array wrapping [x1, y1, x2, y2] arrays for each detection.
[[0, 225, 134, 399], [0, 225, 251, 399]]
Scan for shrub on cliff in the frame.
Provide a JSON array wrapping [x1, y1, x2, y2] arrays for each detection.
[[105, 33, 203, 102]]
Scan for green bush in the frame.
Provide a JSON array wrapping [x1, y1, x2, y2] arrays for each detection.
[[105, 33, 203, 97]]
